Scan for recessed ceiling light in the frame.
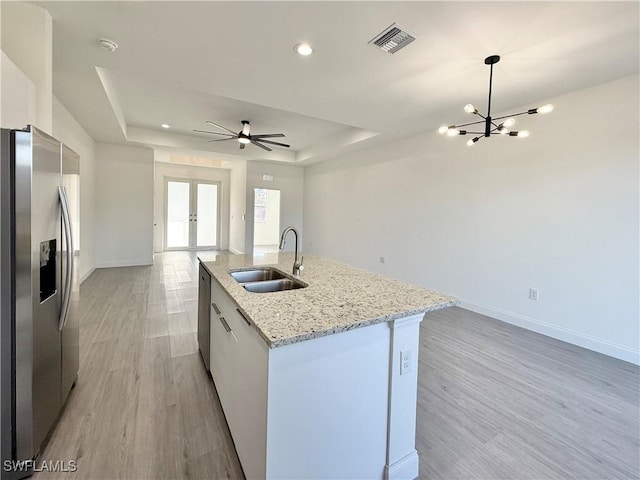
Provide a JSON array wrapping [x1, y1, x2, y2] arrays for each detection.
[[161, 124, 170, 129], [98, 38, 118, 52], [294, 43, 314, 56]]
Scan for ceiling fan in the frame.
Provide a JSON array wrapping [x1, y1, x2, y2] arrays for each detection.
[[194, 120, 290, 152]]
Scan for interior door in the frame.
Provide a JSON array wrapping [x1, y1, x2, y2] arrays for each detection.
[[165, 179, 220, 250]]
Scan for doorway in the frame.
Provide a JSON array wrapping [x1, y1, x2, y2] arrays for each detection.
[[165, 179, 220, 250], [253, 188, 280, 254]]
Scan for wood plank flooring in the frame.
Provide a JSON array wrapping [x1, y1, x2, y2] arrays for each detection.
[[418, 307, 639, 480], [34, 251, 243, 480], [35, 251, 639, 479]]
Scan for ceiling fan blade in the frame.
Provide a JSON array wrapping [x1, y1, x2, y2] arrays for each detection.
[[250, 140, 272, 152], [254, 138, 290, 148], [239, 143, 246, 150], [207, 137, 236, 143], [251, 133, 285, 139], [193, 129, 236, 137], [206, 121, 238, 135]]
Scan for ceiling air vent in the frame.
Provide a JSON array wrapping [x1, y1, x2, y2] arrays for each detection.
[[369, 23, 416, 54]]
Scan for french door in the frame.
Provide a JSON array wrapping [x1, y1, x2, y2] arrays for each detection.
[[165, 179, 220, 250]]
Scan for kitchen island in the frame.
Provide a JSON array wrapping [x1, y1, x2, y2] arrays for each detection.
[[199, 253, 456, 480]]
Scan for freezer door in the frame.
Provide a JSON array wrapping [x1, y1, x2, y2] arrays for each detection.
[[0, 129, 15, 477], [14, 127, 62, 460], [60, 144, 79, 401]]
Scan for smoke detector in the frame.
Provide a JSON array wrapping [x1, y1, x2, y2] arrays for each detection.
[[369, 23, 416, 54], [98, 38, 118, 52]]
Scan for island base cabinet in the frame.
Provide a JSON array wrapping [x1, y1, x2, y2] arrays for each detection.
[[209, 276, 423, 479], [265, 321, 390, 479], [264, 315, 423, 480], [210, 279, 269, 479]]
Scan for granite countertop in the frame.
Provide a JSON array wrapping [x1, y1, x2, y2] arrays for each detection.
[[200, 252, 457, 349]]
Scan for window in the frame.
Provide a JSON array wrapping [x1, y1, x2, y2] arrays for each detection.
[[254, 188, 268, 223]]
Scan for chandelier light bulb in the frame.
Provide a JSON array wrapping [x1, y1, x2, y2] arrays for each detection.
[[464, 104, 477, 114], [238, 137, 251, 144], [518, 130, 530, 138], [438, 126, 448, 134], [499, 127, 509, 135], [503, 118, 515, 127], [446, 128, 460, 136], [537, 104, 554, 114]]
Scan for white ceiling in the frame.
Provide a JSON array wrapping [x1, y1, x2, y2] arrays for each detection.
[[39, 1, 639, 165]]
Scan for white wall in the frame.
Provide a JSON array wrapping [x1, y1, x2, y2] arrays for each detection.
[[1, 51, 36, 129], [254, 189, 281, 246], [52, 97, 96, 283], [0, 46, 96, 283], [303, 75, 639, 364], [95, 143, 154, 267], [0, 2, 52, 133], [229, 160, 247, 254], [153, 160, 230, 252], [245, 161, 304, 254]]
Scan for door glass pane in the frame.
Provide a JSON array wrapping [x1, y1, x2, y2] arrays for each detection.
[[197, 183, 218, 247], [167, 181, 190, 248]]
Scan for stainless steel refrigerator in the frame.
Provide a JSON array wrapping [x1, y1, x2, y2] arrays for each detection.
[[0, 126, 80, 479]]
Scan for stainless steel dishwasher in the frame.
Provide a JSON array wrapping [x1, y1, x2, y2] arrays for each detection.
[[197, 262, 211, 372]]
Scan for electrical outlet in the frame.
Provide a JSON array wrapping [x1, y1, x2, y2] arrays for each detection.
[[400, 350, 412, 375], [380, 256, 385, 264], [529, 288, 539, 301]]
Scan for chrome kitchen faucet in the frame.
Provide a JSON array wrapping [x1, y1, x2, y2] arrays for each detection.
[[279, 226, 304, 275]]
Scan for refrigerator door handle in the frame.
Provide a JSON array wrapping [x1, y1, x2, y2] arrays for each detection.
[[58, 186, 74, 331]]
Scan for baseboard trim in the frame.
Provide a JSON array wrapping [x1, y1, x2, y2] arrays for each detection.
[[385, 450, 419, 480], [459, 299, 639, 365], [79, 266, 96, 285], [229, 247, 243, 255], [95, 260, 153, 268]]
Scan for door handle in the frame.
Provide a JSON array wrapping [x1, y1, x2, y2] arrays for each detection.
[[212, 302, 221, 315], [58, 186, 74, 332], [236, 308, 251, 326], [219, 316, 238, 342]]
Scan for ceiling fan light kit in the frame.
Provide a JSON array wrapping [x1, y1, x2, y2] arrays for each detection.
[[194, 120, 290, 152], [439, 55, 553, 146]]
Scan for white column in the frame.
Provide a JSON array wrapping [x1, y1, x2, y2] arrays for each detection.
[[385, 313, 423, 480]]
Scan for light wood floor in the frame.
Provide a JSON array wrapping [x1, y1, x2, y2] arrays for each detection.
[[35, 251, 639, 479], [417, 307, 639, 479]]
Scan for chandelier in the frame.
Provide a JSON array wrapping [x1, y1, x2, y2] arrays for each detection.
[[439, 55, 553, 146]]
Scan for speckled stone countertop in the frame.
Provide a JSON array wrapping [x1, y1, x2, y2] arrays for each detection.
[[199, 253, 457, 349]]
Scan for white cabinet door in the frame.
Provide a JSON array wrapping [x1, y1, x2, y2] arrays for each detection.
[[209, 289, 234, 411], [209, 281, 269, 479]]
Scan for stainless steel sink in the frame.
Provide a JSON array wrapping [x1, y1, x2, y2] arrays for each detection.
[[243, 278, 307, 293], [229, 267, 307, 293], [229, 268, 286, 283]]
